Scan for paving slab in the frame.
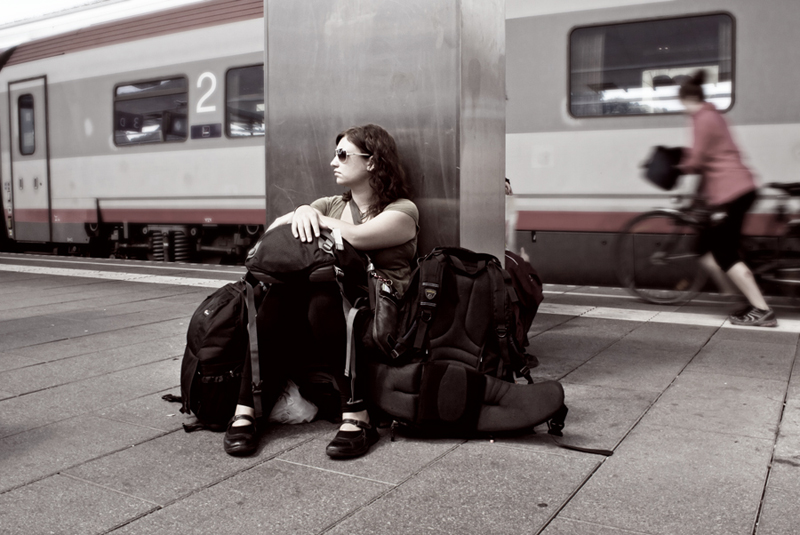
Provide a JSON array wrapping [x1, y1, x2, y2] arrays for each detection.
[[786, 345, 800, 402], [65, 420, 332, 506], [8, 323, 186, 363], [528, 313, 575, 338], [562, 323, 712, 392], [0, 352, 38, 373], [0, 474, 156, 535], [0, 414, 165, 493], [62, 298, 198, 321], [710, 327, 799, 346], [685, 338, 796, 382], [543, 517, 652, 534], [279, 432, 462, 485], [766, 399, 800, 494], [82, 307, 191, 333], [531, 318, 641, 380], [113, 458, 391, 534], [0, 287, 203, 322], [559, 423, 772, 535], [97, 388, 189, 433], [0, 335, 185, 395], [754, 485, 800, 535], [498, 383, 658, 453], [638, 371, 785, 440], [0, 314, 88, 337], [0, 358, 180, 438], [326, 441, 600, 535], [545, 292, 676, 312]]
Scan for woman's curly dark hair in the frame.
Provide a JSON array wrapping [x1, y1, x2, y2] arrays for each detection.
[[337, 124, 412, 218]]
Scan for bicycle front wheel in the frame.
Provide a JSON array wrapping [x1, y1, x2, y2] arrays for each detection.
[[614, 211, 707, 305]]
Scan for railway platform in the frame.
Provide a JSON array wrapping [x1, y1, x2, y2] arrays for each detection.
[[1, 252, 799, 535]]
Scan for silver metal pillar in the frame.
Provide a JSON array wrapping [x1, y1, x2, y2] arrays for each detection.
[[264, 0, 505, 260]]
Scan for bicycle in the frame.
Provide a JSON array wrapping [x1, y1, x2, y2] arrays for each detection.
[[614, 182, 800, 305]]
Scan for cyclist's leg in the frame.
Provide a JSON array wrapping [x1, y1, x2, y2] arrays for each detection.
[[699, 252, 738, 295], [712, 191, 769, 310], [727, 262, 768, 310]]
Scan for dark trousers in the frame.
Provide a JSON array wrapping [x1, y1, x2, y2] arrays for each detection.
[[237, 283, 366, 416], [700, 190, 756, 271]]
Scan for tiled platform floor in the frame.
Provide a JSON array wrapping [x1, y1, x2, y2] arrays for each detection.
[[1, 254, 799, 534]]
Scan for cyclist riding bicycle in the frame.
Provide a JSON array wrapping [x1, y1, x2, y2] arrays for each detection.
[[678, 70, 776, 327]]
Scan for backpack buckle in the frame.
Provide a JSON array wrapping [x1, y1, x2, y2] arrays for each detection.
[[251, 380, 263, 395], [496, 326, 508, 338]]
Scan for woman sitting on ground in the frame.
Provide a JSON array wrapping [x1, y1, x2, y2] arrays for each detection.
[[225, 123, 419, 458], [678, 70, 776, 327]]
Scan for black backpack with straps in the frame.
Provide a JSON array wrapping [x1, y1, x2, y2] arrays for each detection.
[[367, 246, 568, 438], [171, 275, 264, 432], [391, 246, 533, 380]]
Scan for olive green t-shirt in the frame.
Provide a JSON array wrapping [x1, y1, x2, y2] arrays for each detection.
[[310, 196, 419, 296]]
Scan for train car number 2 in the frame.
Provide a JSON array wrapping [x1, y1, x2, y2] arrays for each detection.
[[196, 72, 217, 113]]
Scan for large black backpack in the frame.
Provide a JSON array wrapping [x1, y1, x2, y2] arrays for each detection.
[[390, 247, 533, 379], [177, 278, 263, 431], [368, 247, 566, 437]]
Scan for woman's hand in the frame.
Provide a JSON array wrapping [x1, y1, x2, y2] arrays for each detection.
[[291, 205, 324, 242]]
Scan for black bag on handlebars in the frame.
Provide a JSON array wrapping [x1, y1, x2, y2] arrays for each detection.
[[644, 146, 684, 190]]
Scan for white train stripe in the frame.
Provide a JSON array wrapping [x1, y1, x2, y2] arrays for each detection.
[[538, 302, 800, 332], [0, 264, 229, 288], [0, 254, 245, 275]]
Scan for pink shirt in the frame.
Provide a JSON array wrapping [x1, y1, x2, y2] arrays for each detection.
[[679, 102, 756, 206]]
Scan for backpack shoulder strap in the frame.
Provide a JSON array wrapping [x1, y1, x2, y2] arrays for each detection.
[[244, 277, 265, 418], [488, 262, 532, 383], [412, 252, 445, 349], [348, 199, 363, 225]]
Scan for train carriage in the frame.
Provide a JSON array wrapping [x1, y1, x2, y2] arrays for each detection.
[[0, 0, 266, 261]]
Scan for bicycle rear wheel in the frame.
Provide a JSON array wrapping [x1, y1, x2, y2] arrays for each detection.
[[614, 211, 707, 304]]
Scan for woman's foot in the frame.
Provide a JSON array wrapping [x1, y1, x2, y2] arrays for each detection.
[[325, 418, 379, 459], [223, 414, 259, 456]]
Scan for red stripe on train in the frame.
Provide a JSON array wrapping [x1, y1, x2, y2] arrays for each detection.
[[15, 208, 267, 225], [515, 211, 782, 236]]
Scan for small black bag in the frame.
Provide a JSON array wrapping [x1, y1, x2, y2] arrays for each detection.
[[644, 146, 684, 190], [179, 278, 263, 431]]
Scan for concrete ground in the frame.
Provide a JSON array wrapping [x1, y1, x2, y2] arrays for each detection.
[[1, 253, 799, 534]]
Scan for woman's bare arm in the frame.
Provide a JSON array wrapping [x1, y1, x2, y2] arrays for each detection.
[[317, 210, 416, 250]]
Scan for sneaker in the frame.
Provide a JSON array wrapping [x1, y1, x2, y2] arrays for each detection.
[[729, 306, 778, 327]]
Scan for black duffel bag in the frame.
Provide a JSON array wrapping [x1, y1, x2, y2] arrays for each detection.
[[245, 224, 368, 303]]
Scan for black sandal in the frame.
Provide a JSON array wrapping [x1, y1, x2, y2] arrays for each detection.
[[325, 418, 379, 459], [223, 414, 259, 456]]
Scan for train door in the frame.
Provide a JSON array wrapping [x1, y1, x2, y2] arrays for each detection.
[[8, 77, 51, 242]]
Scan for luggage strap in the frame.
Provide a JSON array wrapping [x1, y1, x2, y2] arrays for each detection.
[[246, 278, 265, 419], [412, 253, 444, 349], [488, 263, 533, 383], [340, 199, 365, 405]]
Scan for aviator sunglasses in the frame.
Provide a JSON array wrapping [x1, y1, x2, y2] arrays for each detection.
[[335, 148, 371, 162]]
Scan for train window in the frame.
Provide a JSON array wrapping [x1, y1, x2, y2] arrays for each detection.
[[18, 94, 35, 155], [226, 65, 265, 137], [114, 77, 188, 145], [569, 13, 734, 117]]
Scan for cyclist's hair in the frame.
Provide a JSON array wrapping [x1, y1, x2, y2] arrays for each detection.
[[678, 70, 706, 102]]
